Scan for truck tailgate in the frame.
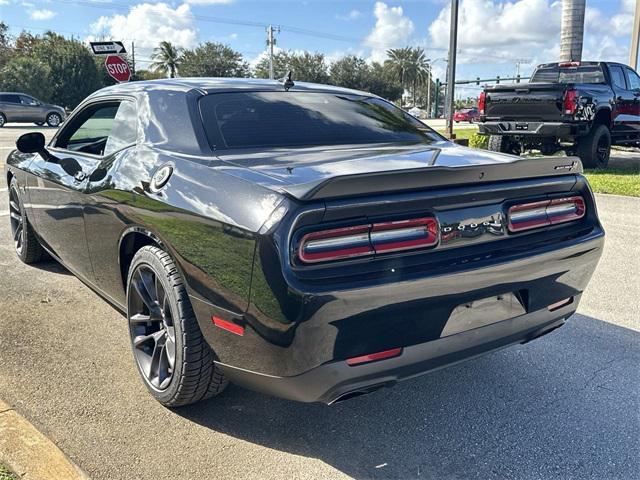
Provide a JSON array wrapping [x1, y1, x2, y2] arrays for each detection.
[[484, 83, 565, 121]]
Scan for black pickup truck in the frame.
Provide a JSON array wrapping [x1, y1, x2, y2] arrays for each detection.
[[478, 61, 640, 168]]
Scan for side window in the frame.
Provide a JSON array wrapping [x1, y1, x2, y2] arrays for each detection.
[[626, 68, 640, 90], [20, 95, 39, 106], [104, 101, 138, 156], [0, 94, 21, 104], [55, 100, 137, 156], [610, 66, 627, 90]]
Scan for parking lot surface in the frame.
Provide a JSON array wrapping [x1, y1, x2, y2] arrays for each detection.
[[0, 125, 638, 480]]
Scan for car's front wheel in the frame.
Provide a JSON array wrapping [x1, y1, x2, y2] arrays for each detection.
[[126, 246, 228, 407], [8, 178, 45, 264], [0, 113, 6, 128], [46, 112, 62, 127]]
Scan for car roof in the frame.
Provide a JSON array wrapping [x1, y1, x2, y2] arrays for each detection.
[[91, 77, 377, 98]]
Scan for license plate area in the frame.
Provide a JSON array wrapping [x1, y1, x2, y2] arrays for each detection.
[[440, 292, 526, 337]]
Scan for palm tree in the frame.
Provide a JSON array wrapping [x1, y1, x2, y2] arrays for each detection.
[[150, 41, 182, 78], [406, 48, 430, 108], [386, 47, 413, 107]]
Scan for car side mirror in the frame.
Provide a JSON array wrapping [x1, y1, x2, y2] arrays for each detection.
[[16, 132, 46, 154]]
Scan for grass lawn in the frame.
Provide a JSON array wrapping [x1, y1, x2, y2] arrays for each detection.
[[0, 464, 17, 480], [584, 164, 640, 197]]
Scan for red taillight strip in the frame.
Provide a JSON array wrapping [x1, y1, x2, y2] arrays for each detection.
[[508, 196, 585, 233], [346, 347, 402, 366], [297, 217, 439, 264], [212, 316, 245, 336], [298, 224, 373, 264], [478, 91, 486, 115], [371, 218, 438, 253]]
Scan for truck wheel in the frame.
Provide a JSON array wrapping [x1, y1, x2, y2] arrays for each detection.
[[577, 124, 611, 168], [488, 135, 520, 155], [127, 246, 228, 407]]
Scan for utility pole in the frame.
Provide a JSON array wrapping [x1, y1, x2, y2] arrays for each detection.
[[426, 63, 431, 118], [559, 0, 586, 62], [631, 0, 640, 70], [131, 41, 136, 76], [445, 0, 459, 139], [266, 25, 279, 80]]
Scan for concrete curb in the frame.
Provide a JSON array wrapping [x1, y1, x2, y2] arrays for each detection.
[[0, 399, 89, 480]]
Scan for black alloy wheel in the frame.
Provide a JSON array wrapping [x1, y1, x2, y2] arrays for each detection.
[[128, 263, 176, 391], [8, 178, 44, 264], [126, 246, 228, 406], [0, 113, 5, 127], [9, 183, 25, 256]]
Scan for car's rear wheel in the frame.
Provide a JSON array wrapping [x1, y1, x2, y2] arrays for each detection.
[[8, 178, 45, 264], [577, 124, 611, 168], [126, 246, 228, 407], [0, 113, 6, 128], [46, 112, 62, 127]]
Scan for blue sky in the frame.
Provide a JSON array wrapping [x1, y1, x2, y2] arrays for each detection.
[[0, 0, 635, 97]]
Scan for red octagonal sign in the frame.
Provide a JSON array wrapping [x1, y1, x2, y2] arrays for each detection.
[[105, 55, 131, 83]]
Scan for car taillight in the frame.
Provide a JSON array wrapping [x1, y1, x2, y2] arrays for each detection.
[[297, 217, 438, 264], [563, 89, 578, 115], [508, 196, 585, 233], [478, 91, 486, 114]]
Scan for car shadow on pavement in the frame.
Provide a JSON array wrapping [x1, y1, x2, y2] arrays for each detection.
[[177, 314, 639, 479], [30, 259, 72, 275]]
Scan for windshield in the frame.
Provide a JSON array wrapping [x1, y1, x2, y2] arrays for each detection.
[[531, 64, 605, 84], [199, 92, 439, 150]]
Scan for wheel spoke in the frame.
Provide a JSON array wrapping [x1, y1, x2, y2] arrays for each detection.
[[165, 336, 176, 369], [9, 200, 20, 212], [13, 224, 23, 243], [132, 274, 155, 311], [129, 313, 151, 323], [9, 211, 21, 221]]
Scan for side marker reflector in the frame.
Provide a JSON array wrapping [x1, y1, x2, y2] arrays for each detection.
[[548, 297, 573, 312], [346, 347, 402, 366], [213, 316, 244, 336]]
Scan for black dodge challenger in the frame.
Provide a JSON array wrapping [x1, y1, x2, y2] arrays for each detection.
[[6, 78, 604, 406]]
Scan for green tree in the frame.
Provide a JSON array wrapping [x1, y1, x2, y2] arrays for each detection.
[[0, 57, 52, 100], [150, 41, 182, 78], [0, 22, 11, 69], [366, 62, 403, 102], [406, 47, 430, 107], [329, 55, 370, 90], [37, 33, 101, 108], [133, 69, 165, 81], [179, 42, 249, 77], [254, 51, 329, 83], [385, 47, 413, 106]]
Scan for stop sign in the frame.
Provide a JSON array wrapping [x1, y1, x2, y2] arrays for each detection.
[[105, 55, 131, 83]]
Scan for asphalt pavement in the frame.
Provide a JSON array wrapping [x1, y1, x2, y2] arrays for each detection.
[[0, 125, 638, 480]]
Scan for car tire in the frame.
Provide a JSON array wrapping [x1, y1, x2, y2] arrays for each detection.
[[127, 246, 228, 407], [488, 135, 520, 155], [0, 113, 6, 128], [577, 124, 611, 168], [8, 178, 45, 264], [46, 112, 62, 128]]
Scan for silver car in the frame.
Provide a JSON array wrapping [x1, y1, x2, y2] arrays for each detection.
[[0, 92, 66, 127]]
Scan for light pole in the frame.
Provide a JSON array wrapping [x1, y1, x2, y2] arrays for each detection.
[[445, 0, 459, 139]]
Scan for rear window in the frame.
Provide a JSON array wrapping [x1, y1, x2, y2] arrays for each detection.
[[199, 92, 439, 150], [531, 64, 605, 84]]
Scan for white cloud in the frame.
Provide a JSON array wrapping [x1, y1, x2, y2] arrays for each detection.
[[88, 2, 198, 60], [428, 0, 632, 69], [183, 0, 234, 4], [29, 9, 57, 20], [0, 0, 10, 5], [365, 2, 415, 62], [336, 9, 362, 21]]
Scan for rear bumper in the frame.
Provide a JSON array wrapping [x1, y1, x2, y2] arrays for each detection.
[[479, 121, 588, 138], [217, 301, 573, 404]]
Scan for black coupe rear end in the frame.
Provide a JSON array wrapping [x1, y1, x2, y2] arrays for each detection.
[[6, 78, 604, 406]]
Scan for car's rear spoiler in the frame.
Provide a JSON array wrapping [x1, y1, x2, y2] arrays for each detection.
[[282, 156, 583, 201]]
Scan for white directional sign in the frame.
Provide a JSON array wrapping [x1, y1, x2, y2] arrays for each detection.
[[90, 41, 126, 55]]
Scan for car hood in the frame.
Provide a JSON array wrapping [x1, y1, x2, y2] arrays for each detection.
[[214, 141, 577, 201]]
